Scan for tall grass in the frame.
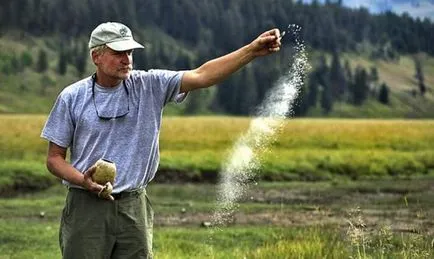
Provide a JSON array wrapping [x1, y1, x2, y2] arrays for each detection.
[[159, 118, 434, 180], [1, 116, 433, 186]]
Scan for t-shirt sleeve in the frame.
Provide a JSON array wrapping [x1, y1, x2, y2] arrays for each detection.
[[40, 94, 74, 148], [147, 69, 187, 105]]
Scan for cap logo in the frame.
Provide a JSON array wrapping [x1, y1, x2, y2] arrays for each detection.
[[119, 27, 128, 37]]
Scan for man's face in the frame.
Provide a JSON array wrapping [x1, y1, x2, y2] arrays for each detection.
[[94, 47, 133, 81]]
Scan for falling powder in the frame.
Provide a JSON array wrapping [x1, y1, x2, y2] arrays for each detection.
[[211, 24, 310, 228]]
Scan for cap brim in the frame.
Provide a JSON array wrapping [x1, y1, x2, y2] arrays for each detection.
[[106, 39, 144, 51]]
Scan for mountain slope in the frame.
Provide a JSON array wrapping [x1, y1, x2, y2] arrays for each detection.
[[0, 0, 433, 117], [0, 34, 433, 117]]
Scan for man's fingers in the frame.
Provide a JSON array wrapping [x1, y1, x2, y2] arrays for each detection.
[[84, 165, 96, 177], [258, 35, 279, 45], [270, 44, 280, 49], [271, 28, 280, 39], [88, 183, 103, 194], [268, 47, 281, 52], [97, 182, 114, 201], [98, 191, 114, 201], [260, 28, 280, 38], [258, 29, 282, 48]]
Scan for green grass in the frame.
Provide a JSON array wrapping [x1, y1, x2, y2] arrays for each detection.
[[153, 226, 348, 259], [1, 181, 434, 258], [0, 116, 433, 190], [0, 160, 58, 195], [1, 222, 431, 258], [0, 220, 348, 259]]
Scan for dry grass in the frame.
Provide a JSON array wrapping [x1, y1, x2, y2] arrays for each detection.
[[1, 115, 433, 180]]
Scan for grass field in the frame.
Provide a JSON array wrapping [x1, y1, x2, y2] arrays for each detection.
[[0, 116, 434, 257], [1, 181, 434, 258], [0, 116, 433, 191]]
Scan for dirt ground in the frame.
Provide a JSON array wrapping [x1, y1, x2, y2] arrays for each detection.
[[154, 181, 434, 236]]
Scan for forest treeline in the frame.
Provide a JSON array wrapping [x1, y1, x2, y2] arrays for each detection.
[[0, 0, 432, 115]]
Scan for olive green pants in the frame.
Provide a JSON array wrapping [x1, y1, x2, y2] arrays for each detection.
[[60, 187, 154, 259]]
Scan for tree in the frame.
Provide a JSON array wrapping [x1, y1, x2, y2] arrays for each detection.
[[36, 49, 48, 73], [133, 49, 148, 70], [320, 83, 333, 114], [414, 56, 426, 96], [74, 41, 88, 76], [174, 51, 193, 70], [292, 78, 309, 116], [10, 54, 22, 74], [344, 60, 353, 84], [352, 66, 369, 105], [329, 51, 347, 100], [184, 88, 215, 114], [235, 68, 258, 115], [315, 55, 333, 113], [369, 66, 379, 82], [306, 74, 319, 108], [378, 82, 389, 105], [57, 47, 68, 75], [20, 51, 33, 68]]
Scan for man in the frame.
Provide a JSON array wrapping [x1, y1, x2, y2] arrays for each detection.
[[41, 21, 281, 258]]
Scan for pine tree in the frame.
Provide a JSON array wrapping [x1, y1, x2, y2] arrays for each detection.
[[352, 66, 369, 105], [320, 83, 333, 114], [344, 60, 353, 84], [329, 51, 347, 100], [316, 55, 333, 113], [36, 49, 48, 73], [236, 68, 258, 115], [75, 42, 88, 76], [306, 74, 319, 108], [414, 57, 426, 96], [292, 79, 309, 116], [133, 49, 148, 70], [378, 83, 389, 105], [57, 47, 68, 75]]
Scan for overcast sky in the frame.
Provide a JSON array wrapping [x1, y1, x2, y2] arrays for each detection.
[[302, 0, 434, 21]]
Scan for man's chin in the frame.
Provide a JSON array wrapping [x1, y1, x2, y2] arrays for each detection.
[[118, 71, 131, 80]]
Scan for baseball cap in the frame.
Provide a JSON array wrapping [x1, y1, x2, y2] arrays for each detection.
[[88, 22, 144, 51]]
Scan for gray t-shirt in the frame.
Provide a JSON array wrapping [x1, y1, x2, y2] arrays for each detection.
[[41, 69, 186, 193]]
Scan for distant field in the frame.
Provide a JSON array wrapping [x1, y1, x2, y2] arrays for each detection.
[[0, 115, 433, 193]]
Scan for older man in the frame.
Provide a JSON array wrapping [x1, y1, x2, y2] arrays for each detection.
[[41, 21, 281, 258]]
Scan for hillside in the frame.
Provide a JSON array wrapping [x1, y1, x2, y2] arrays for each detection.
[[0, 0, 433, 117], [1, 35, 432, 117], [309, 52, 434, 118]]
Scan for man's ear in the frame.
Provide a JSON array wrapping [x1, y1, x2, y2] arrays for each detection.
[[91, 51, 102, 65]]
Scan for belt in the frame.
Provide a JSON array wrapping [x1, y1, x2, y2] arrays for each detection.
[[111, 188, 144, 200], [68, 187, 145, 200]]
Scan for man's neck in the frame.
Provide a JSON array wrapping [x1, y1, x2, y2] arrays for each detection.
[[95, 71, 122, 88]]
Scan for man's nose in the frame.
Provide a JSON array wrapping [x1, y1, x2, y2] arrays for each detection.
[[121, 53, 132, 64]]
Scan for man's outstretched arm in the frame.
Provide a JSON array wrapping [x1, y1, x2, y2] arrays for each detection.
[[180, 28, 281, 93]]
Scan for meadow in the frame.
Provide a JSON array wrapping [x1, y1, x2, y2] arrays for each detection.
[[1, 181, 434, 258], [0, 115, 434, 258], [0, 115, 433, 191]]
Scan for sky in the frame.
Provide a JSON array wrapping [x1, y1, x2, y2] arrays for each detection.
[[302, 0, 434, 21]]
